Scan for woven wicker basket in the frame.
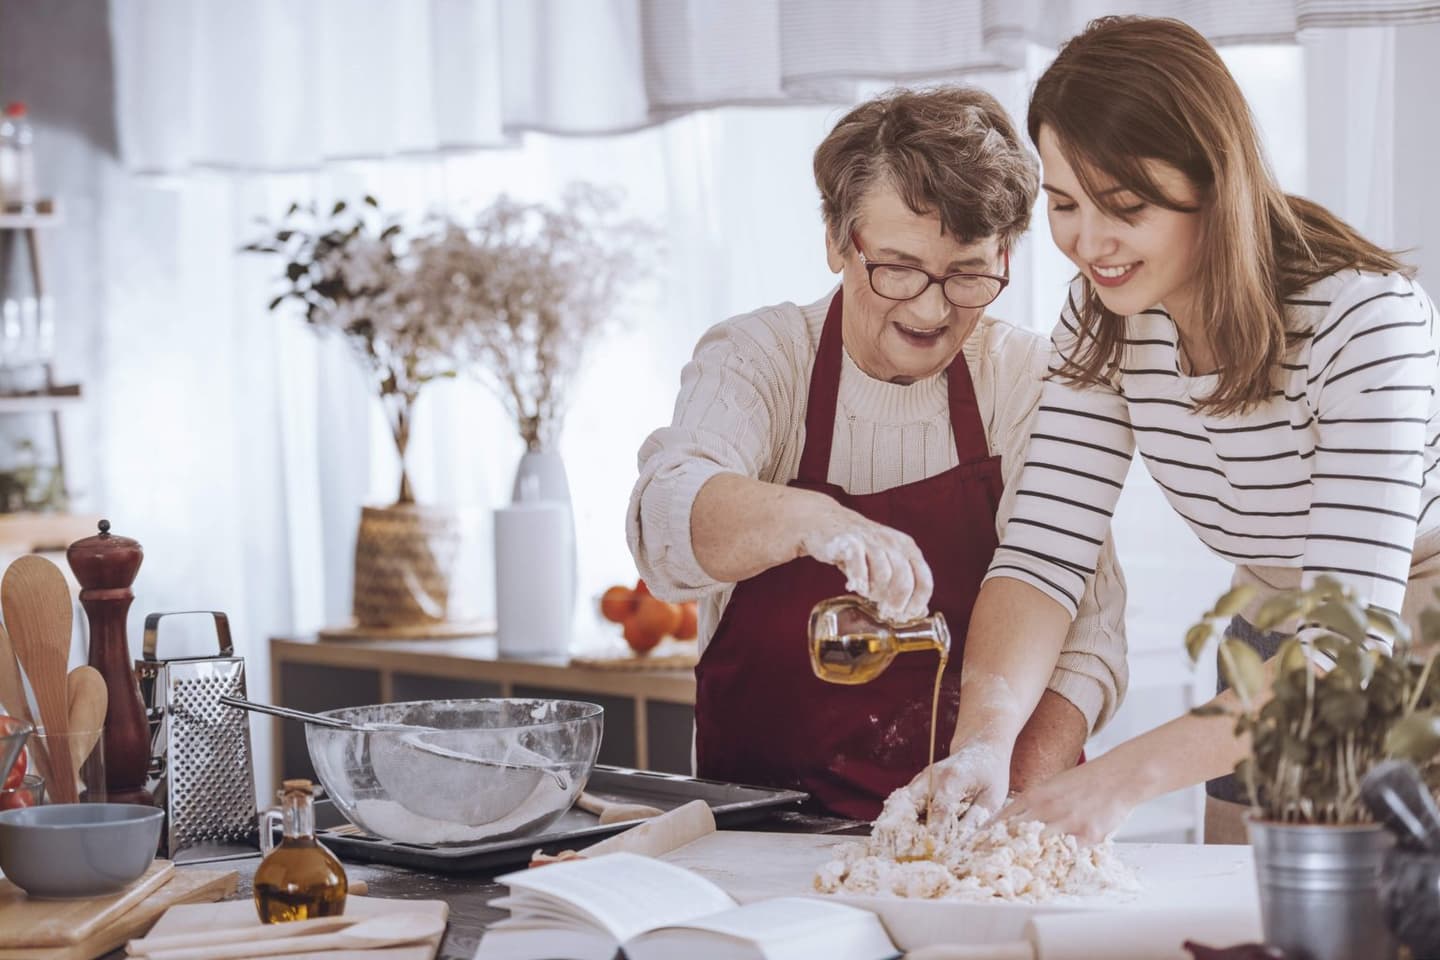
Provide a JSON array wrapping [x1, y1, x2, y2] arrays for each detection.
[[351, 503, 462, 628]]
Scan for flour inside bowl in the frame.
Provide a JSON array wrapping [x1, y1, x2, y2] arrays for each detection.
[[814, 788, 1138, 902], [350, 770, 574, 845]]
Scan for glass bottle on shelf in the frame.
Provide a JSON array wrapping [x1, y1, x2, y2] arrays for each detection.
[[808, 595, 950, 684], [254, 779, 348, 923]]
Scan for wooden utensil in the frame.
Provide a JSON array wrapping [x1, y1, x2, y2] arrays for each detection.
[[576, 791, 665, 824], [0, 861, 176, 949], [128, 915, 359, 955], [1, 557, 77, 802], [65, 665, 107, 782], [141, 912, 445, 960], [4, 870, 237, 960], [0, 619, 53, 785]]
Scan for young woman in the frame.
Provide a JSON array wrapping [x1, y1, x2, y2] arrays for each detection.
[[917, 15, 1440, 843]]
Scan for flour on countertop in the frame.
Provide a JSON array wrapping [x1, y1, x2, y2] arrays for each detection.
[[814, 787, 1138, 902]]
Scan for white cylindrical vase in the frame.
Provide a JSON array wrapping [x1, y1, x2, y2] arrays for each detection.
[[494, 500, 574, 659]]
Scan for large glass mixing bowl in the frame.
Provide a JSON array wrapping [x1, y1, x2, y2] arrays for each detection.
[[304, 698, 602, 845]]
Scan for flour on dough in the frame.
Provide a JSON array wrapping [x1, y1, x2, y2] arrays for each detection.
[[814, 788, 1138, 902]]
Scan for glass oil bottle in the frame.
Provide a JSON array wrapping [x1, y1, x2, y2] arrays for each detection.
[[254, 778, 348, 923], [808, 595, 950, 684], [809, 595, 951, 825]]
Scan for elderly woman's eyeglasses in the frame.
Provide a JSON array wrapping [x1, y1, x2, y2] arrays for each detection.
[[851, 233, 1009, 309]]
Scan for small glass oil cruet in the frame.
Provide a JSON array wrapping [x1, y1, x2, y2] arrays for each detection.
[[254, 778, 348, 923], [808, 595, 950, 684]]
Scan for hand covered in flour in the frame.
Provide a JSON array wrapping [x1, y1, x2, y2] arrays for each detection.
[[1000, 753, 1138, 846], [798, 503, 933, 623], [904, 739, 1011, 826]]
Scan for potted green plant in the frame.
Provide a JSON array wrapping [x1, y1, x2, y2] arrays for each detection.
[[245, 197, 469, 631], [1186, 577, 1440, 960]]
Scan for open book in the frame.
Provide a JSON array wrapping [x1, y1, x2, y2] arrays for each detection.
[[474, 852, 899, 960]]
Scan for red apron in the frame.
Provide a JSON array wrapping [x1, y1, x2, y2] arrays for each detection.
[[694, 292, 1004, 820]]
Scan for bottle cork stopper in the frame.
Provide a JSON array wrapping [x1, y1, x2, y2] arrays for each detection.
[[281, 779, 313, 793]]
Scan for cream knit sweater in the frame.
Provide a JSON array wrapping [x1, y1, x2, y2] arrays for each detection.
[[626, 290, 1129, 733]]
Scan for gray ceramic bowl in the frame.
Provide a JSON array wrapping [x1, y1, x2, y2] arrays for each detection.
[[0, 802, 162, 898]]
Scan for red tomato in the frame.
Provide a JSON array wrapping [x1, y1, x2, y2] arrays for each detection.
[[0, 714, 27, 790], [2, 748, 25, 790], [0, 786, 35, 810]]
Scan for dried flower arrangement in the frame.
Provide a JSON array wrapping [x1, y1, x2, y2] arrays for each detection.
[[246, 186, 652, 501], [419, 183, 656, 451], [244, 197, 460, 504], [1186, 577, 1440, 824]]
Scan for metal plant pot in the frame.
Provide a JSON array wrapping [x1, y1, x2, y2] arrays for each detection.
[[1247, 816, 1397, 960]]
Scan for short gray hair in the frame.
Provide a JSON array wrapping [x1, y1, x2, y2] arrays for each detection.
[[814, 86, 1039, 253]]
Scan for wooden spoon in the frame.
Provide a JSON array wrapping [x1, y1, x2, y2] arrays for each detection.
[[0, 620, 54, 790], [577, 791, 665, 824], [140, 913, 445, 960], [66, 665, 108, 784], [2, 556, 77, 802]]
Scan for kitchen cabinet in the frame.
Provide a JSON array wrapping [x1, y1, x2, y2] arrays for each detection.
[[268, 635, 696, 787]]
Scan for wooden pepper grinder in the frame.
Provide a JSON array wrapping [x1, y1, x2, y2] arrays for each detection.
[[67, 520, 153, 805]]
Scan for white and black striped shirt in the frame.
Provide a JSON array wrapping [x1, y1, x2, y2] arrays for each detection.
[[987, 270, 1440, 624]]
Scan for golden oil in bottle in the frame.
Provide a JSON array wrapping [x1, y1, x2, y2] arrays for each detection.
[[254, 779, 348, 923], [807, 596, 949, 685]]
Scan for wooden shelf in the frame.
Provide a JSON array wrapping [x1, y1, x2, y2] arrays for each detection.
[[0, 512, 102, 551], [0, 385, 83, 413], [0, 199, 62, 230]]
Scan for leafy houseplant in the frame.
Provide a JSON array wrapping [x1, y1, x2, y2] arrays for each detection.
[[1186, 576, 1440, 960], [1186, 577, 1440, 824]]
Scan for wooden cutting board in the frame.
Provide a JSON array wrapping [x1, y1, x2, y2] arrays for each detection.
[[0, 869, 238, 960], [0, 860, 176, 949], [659, 831, 1261, 951], [142, 895, 450, 960]]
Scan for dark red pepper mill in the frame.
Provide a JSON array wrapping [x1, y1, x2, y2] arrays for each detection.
[[67, 520, 153, 806]]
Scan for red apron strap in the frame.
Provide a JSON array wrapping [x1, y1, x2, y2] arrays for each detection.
[[797, 292, 846, 485], [945, 347, 992, 464], [799, 291, 993, 481]]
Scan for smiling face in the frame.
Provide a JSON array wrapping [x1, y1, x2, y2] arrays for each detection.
[[827, 183, 1002, 384], [1038, 125, 1205, 323]]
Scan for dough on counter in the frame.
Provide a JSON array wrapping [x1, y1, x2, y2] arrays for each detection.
[[813, 788, 1138, 902]]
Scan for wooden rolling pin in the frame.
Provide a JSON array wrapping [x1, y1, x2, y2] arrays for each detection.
[[575, 791, 664, 824]]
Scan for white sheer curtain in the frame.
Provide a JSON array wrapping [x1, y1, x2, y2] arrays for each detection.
[[97, 1, 1440, 801]]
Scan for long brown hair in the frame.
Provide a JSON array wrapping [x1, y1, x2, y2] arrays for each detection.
[[1029, 16, 1410, 415]]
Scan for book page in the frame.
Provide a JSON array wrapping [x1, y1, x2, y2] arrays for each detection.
[[497, 852, 737, 943], [646, 896, 887, 941], [627, 897, 898, 960]]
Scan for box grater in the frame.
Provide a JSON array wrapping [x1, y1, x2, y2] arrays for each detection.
[[136, 610, 259, 863]]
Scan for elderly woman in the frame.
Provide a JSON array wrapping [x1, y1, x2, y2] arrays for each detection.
[[626, 87, 1127, 820]]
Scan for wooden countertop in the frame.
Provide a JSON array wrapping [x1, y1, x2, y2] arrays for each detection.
[[101, 811, 862, 960], [271, 634, 697, 704]]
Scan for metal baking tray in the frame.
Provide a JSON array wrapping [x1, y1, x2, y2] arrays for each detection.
[[311, 764, 808, 874]]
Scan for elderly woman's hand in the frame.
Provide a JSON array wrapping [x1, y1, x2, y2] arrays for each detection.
[[903, 739, 1011, 826], [799, 502, 934, 622]]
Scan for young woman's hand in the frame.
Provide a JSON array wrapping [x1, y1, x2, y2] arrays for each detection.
[[798, 500, 934, 622], [999, 755, 1139, 846]]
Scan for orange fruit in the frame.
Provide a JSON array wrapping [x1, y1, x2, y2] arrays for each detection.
[[633, 596, 683, 638], [675, 602, 698, 640], [623, 615, 664, 655], [599, 585, 634, 623]]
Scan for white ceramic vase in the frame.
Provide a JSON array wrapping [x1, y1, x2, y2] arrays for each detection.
[[493, 449, 577, 657]]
